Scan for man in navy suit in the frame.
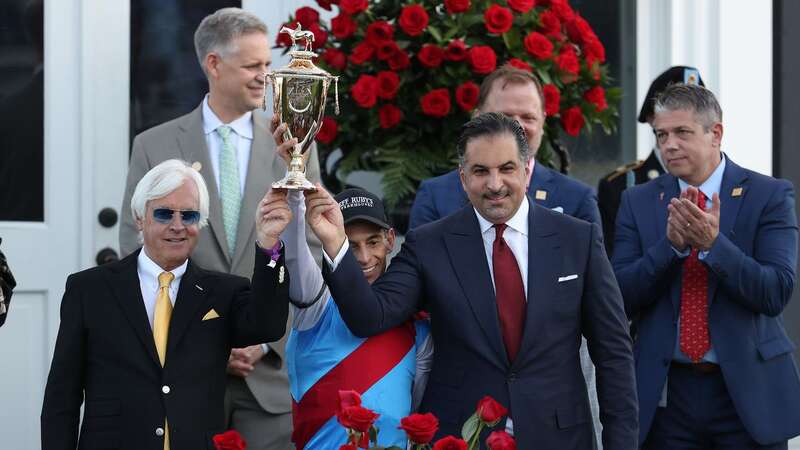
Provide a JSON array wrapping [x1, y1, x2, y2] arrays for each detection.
[[305, 113, 638, 449], [409, 65, 600, 230], [613, 83, 800, 449]]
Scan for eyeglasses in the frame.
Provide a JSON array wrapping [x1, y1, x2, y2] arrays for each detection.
[[152, 208, 201, 225]]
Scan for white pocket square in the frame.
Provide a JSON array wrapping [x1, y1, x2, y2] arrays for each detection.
[[551, 206, 564, 213], [558, 274, 578, 282]]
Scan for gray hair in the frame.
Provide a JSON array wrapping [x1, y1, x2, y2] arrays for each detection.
[[457, 112, 530, 166], [130, 159, 210, 233], [654, 83, 722, 130], [194, 7, 268, 74]]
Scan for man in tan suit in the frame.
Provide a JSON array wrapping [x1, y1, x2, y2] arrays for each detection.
[[119, 8, 321, 450]]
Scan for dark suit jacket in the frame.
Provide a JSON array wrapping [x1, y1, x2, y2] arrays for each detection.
[[408, 164, 600, 230], [612, 158, 800, 445], [323, 198, 638, 449], [41, 248, 289, 450]]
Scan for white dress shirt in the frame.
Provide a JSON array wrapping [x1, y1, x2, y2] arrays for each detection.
[[202, 95, 252, 195], [137, 249, 187, 329], [474, 199, 530, 299]]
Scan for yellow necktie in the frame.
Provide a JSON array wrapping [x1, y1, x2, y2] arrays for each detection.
[[154, 272, 173, 450]]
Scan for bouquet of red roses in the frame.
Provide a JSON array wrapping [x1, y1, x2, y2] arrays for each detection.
[[277, 0, 620, 207]]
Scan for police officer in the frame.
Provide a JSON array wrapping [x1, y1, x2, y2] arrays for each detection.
[[598, 66, 704, 256]]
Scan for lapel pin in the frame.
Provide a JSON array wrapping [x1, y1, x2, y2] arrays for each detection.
[[535, 190, 547, 200], [191, 161, 202, 172], [732, 187, 743, 197], [278, 266, 285, 284], [659, 192, 664, 201], [195, 284, 203, 291], [268, 259, 277, 268], [647, 169, 659, 180]]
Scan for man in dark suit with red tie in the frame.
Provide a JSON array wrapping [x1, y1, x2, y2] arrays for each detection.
[[41, 160, 291, 450], [304, 113, 638, 449], [613, 83, 800, 449]]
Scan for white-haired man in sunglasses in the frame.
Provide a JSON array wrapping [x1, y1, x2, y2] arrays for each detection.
[[42, 159, 292, 450]]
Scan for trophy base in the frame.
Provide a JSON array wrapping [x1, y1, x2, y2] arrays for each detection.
[[272, 173, 317, 191]]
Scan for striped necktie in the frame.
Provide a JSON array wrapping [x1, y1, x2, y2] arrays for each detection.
[[217, 125, 241, 255]]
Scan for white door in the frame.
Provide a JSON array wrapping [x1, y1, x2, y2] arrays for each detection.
[[0, 0, 129, 448]]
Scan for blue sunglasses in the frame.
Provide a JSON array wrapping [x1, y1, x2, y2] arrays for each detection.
[[152, 208, 201, 225]]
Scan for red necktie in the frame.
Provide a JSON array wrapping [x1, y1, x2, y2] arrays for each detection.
[[492, 224, 526, 362], [679, 194, 710, 362]]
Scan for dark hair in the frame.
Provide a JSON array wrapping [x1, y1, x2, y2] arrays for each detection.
[[476, 65, 545, 114], [456, 112, 530, 165], [654, 83, 722, 130]]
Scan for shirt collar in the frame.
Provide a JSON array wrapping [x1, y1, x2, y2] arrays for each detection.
[[138, 247, 188, 284], [475, 196, 530, 237], [202, 94, 253, 139], [677, 153, 726, 202]]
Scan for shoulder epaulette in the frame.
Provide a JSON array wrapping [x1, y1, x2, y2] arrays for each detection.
[[605, 160, 645, 182]]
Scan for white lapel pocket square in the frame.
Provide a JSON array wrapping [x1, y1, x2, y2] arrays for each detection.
[[558, 274, 578, 283], [551, 206, 564, 213]]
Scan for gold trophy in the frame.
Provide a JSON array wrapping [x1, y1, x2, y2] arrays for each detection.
[[265, 24, 339, 190]]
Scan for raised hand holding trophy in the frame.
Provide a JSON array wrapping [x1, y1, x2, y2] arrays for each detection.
[[265, 24, 339, 190]]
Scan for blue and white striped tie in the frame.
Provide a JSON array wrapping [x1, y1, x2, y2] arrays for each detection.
[[217, 125, 241, 255]]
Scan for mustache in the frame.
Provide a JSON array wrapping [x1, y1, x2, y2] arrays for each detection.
[[483, 188, 508, 199]]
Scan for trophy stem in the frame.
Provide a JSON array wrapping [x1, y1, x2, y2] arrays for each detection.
[[272, 153, 317, 191]]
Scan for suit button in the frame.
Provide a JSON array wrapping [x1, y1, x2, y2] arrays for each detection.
[[162, 385, 171, 394], [508, 372, 517, 382], [155, 427, 165, 437]]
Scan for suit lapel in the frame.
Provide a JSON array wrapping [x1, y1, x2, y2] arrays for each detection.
[[176, 104, 231, 262], [106, 250, 161, 368], [516, 199, 560, 365], [528, 163, 557, 209], [231, 114, 276, 269], [443, 207, 508, 368], [708, 158, 747, 303], [167, 260, 209, 358]]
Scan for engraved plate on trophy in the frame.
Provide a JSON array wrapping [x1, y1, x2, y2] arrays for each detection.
[[265, 24, 339, 190]]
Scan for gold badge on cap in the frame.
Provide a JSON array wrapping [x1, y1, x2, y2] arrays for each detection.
[[732, 187, 743, 197], [535, 190, 547, 200], [647, 169, 659, 180], [191, 161, 202, 172]]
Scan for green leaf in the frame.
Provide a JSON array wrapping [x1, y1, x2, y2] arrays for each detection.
[[370, 425, 379, 444], [461, 412, 480, 442], [428, 25, 443, 43], [538, 70, 553, 85], [502, 28, 521, 52]]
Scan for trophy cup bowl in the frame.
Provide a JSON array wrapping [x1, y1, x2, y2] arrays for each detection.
[[266, 24, 338, 191]]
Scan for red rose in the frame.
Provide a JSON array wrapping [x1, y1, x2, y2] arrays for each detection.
[[420, 89, 451, 118], [550, 0, 575, 22], [418, 44, 445, 68], [484, 4, 513, 34], [476, 396, 508, 424], [399, 412, 439, 444], [561, 106, 585, 136], [366, 21, 394, 44], [351, 75, 378, 108], [276, 21, 298, 47], [445, 0, 471, 14], [507, 0, 535, 13], [294, 7, 320, 29], [584, 86, 608, 112], [565, 14, 594, 45], [455, 81, 480, 111], [331, 14, 357, 39], [376, 40, 400, 61], [336, 405, 380, 433], [507, 58, 532, 72], [349, 42, 374, 65], [468, 46, 497, 74], [444, 39, 468, 62], [321, 48, 346, 70], [379, 104, 403, 129], [432, 436, 468, 450], [339, 0, 368, 15], [338, 390, 362, 409], [556, 45, 579, 75], [376, 71, 400, 100], [523, 32, 553, 60], [212, 430, 247, 450], [388, 48, 411, 70], [583, 36, 606, 64], [308, 23, 328, 49], [399, 4, 429, 37], [317, 117, 338, 144], [316, 0, 336, 11], [542, 84, 560, 116], [486, 431, 517, 450], [539, 10, 562, 38]]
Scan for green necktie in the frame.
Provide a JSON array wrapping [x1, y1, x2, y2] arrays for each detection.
[[217, 125, 241, 255]]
